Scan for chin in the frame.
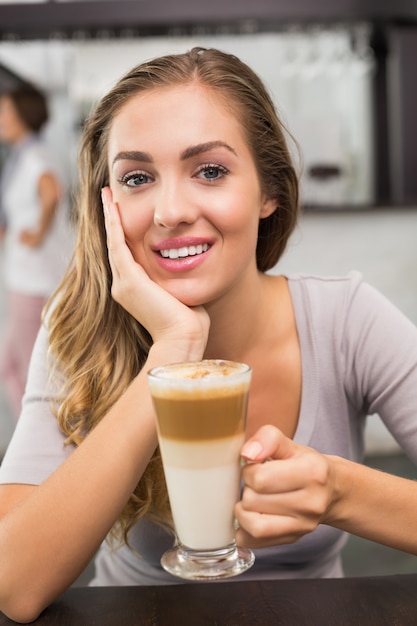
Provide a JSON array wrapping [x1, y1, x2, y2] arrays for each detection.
[[176, 294, 206, 308], [167, 286, 208, 308], [160, 276, 220, 308]]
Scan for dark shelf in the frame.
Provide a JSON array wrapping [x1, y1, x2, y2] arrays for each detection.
[[1, 0, 417, 41]]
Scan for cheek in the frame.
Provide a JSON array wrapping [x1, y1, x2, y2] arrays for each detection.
[[221, 195, 261, 244], [118, 204, 151, 255]]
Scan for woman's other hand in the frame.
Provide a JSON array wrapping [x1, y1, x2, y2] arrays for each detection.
[[235, 425, 335, 548]]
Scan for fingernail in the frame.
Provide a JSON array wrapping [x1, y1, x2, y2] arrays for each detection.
[[241, 441, 263, 461]]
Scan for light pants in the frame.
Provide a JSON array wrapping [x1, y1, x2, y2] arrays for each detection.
[[0, 290, 47, 419]]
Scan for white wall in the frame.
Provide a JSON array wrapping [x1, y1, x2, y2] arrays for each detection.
[[275, 208, 417, 454], [0, 27, 375, 204]]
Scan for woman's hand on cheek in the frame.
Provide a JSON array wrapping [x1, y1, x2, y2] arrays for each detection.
[[235, 425, 335, 549], [101, 187, 210, 359]]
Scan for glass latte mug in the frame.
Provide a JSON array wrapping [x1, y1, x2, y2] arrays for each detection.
[[148, 359, 255, 580]]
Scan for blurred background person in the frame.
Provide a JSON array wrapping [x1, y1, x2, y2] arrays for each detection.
[[0, 83, 73, 420]]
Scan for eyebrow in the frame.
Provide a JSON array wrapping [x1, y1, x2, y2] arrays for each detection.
[[112, 141, 237, 167], [112, 150, 152, 166], [180, 141, 237, 160]]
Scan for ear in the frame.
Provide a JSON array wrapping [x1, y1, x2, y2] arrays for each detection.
[[259, 196, 278, 219]]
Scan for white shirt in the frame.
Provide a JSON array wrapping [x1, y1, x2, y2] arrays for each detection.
[[1, 136, 73, 296]]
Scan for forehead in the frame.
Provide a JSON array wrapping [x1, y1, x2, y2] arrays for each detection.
[[108, 83, 245, 151], [0, 95, 20, 123], [0, 95, 13, 110]]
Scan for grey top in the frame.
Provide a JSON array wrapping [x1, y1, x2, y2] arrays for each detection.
[[1, 272, 417, 585]]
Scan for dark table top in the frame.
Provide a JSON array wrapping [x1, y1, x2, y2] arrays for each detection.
[[1, 574, 417, 625]]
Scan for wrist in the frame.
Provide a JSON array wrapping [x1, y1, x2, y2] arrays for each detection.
[[147, 340, 205, 369], [321, 454, 354, 527]]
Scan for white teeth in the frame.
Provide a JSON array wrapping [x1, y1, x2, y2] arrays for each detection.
[[160, 243, 209, 259]]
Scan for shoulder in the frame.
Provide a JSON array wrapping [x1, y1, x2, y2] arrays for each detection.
[[287, 270, 417, 348], [20, 139, 56, 174], [286, 271, 365, 316], [285, 271, 415, 341], [286, 270, 363, 290]]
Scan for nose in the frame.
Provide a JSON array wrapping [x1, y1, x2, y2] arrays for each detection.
[[153, 180, 197, 229]]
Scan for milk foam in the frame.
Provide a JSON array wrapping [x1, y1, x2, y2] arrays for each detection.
[[149, 360, 250, 392]]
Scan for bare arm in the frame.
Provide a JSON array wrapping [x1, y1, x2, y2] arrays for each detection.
[[0, 366, 160, 622], [0, 189, 210, 623], [235, 426, 417, 555], [325, 454, 417, 553], [19, 172, 61, 248]]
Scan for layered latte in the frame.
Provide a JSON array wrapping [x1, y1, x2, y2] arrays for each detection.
[[148, 360, 251, 551]]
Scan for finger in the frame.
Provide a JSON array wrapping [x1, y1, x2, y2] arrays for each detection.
[[235, 493, 323, 548], [101, 186, 125, 252], [240, 484, 304, 514], [241, 460, 306, 497], [234, 504, 303, 548], [235, 525, 302, 549], [101, 187, 119, 278], [242, 456, 305, 494], [241, 425, 297, 463], [101, 187, 136, 281], [101, 186, 112, 230], [242, 445, 329, 497], [240, 480, 328, 519]]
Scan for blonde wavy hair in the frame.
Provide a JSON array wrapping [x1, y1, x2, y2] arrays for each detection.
[[46, 47, 299, 547]]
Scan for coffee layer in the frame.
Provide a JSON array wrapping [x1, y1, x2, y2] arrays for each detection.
[[153, 390, 248, 441]]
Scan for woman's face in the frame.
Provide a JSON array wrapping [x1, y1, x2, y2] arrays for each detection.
[[107, 83, 276, 307], [0, 95, 27, 144]]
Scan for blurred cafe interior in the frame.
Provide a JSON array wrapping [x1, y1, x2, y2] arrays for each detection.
[[0, 0, 416, 580]]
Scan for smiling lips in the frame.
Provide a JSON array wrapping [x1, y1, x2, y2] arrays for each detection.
[[159, 243, 210, 259]]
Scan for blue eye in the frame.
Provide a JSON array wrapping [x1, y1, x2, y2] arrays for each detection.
[[119, 172, 151, 187], [198, 164, 228, 181], [204, 166, 221, 179]]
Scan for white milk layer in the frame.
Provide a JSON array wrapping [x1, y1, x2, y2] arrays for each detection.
[[159, 435, 244, 550]]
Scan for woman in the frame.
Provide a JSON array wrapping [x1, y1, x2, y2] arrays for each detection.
[[0, 83, 72, 419], [0, 47, 416, 623]]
